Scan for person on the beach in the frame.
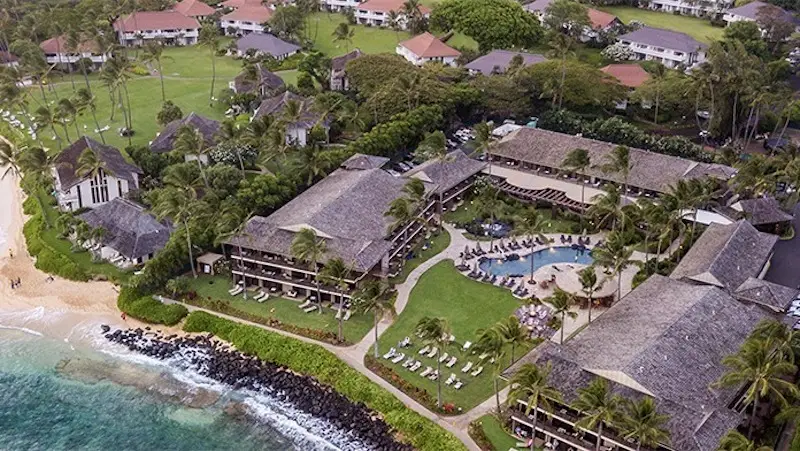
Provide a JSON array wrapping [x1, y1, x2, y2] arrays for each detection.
[[8, 249, 12, 258], [121, 312, 127, 321]]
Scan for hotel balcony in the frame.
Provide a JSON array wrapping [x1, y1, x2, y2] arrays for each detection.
[[231, 266, 353, 300], [228, 248, 360, 284]]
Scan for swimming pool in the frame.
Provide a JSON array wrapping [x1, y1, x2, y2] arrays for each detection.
[[478, 247, 593, 277]]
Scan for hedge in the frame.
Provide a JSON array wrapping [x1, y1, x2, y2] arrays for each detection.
[[21, 196, 90, 282], [183, 311, 466, 451], [117, 286, 188, 326]]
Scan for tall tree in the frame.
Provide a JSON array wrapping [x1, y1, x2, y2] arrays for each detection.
[[199, 23, 221, 105], [562, 147, 590, 230], [141, 39, 170, 102], [415, 316, 451, 409], [353, 280, 394, 359], [318, 257, 351, 342], [572, 378, 623, 451], [592, 231, 633, 303], [472, 325, 507, 413], [718, 430, 773, 451], [290, 227, 328, 312], [331, 22, 355, 53], [546, 287, 577, 344], [547, 31, 575, 109], [578, 265, 603, 324], [507, 362, 562, 450], [496, 315, 528, 365], [513, 207, 548, 282], [76, 147, 112, 180], [292, 143, 332, 185], [214, 204, 253, 299], [151, 188, 207, 278], [621, 398, 671, 451], [172, 125, 211, 188]]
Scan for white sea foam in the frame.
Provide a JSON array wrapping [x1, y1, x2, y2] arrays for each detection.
[[0, 307, 69, 337], [0, 325, 43, 336]]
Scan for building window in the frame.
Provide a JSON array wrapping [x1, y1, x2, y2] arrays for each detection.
[[117, 180, 123, 197], [89, 168, 109, 204]]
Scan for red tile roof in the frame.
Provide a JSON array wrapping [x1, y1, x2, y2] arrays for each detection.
[[221, 0, 264, 8], [358, 0, 431, 14], [399, 32, 460, 58], [587, 8, 618, 29], [40, 35, 102, 54], [114, 11, 200, 32], [222, 5, 273, 22], [173, 0, 215, 17], [600, 64, 651, 88]]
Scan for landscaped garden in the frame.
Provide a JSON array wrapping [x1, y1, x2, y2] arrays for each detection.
[[445, 197, 582, 235], [471, 414, 524, 451], [376, 260, 538, 411], [184, 274, 374, 344], [389, 229, 452, 285], [598, 6, 725, 44], [308, 13, 411, 57]]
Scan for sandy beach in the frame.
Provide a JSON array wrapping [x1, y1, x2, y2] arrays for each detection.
[[0, 170, 162, 342]]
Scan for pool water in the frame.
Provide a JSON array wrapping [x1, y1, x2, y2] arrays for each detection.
[[478, 247, 593, 276]]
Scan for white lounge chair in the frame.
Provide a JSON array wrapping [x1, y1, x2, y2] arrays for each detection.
[[438, 352, 449, 363], [428, 370, 439, 381], [228, 286, 243, 296], [420, 367, 433, 377], [446, 356, 458, 368], [287, 290, 298, 298], [257, 293, 269, 303], [298, 300, 312, 309], [448, 334, 456, 342], [471, 366, 484, 377], [462, 341, 472, 351], [383, 348, 396, 359], [418, 345, 430, 355], [391, 352, 405, 364], [399, 337, 412, 348], [454, 381, 464, 390], [427, 347, 438, 358], [445, 374, 456, 385], [403, 358, 414, 368], [335, 309, 342, 320], [409, 361, 422, 372], [253, 291, 267, 301], [478, 352, 489, 360], [303, 305, 318, 313], [461, 361, 474, 373], [343, 310, 352, 321]]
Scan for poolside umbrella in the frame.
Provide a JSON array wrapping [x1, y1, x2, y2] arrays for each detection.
[[476, 242, 482, 252], [473, 261, 478, 272]]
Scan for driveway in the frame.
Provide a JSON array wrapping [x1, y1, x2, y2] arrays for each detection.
[[764, 203, 800, 289]]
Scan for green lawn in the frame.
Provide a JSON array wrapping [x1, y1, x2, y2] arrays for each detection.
[[378, 260, 537, 410], [186, 274, 374, 343], [307, 13, 410, 57], [475, 414, 522, 451], [446, 32, 479, 51], [389, 229, 451, 285], [599, 6, 724, 44], [445, 199, 580, 234]]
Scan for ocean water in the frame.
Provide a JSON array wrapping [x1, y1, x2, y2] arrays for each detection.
[[479, 246, 593, 276], [0, 328, 357, 451]]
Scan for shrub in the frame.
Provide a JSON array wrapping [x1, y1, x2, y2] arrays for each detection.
[[364, 354, 439, 411], [22, 196, 89, 282], [117, 286, 188, 325], [468, 419, 493, 451], [182, 312, 466, 451], [157, 100, 183, 126]]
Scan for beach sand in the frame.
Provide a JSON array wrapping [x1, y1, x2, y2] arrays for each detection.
[[0, 170, 175, 342]]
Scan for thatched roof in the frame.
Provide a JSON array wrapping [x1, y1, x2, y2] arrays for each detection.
[[150, 113, 221, 154], [493, 127, 735, 193], [731, 197, 793, 226], [54, 136, 141, 190], [253, 91, 328, 128], [670, 220, 777, 292], [341, 154, 390, 170], [332, 48, 363, 73], [233, 63, 285, 94], [734, 277, 799, 312], [405, 150, 486, 194], [505, 275, 772, 451], [79, 198, 171, 260], [226, 158, 408, 271]]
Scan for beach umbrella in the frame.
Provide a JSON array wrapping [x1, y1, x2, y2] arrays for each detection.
[[476, 242, 482, 251], [473, 261, 478, 272]]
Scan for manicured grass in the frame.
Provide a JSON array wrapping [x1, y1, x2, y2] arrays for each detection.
[[389, 229, 451, 285], [599, 6, 724, 44], [446, 32, 479, 51], [37, 192, 131, 282], [378, 260, 537, 410], [276, 69, 300, 87], [476, 414, 521, 451], [307, 13, 410, 57], [187, 274, 374, 343]]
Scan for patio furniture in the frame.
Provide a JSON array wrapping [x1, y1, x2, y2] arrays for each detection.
[[343, 310, 352, 321], [446, 356, 458, 367], [298, 300, 312, 309], [257, 293, 269, 303], [478, 353, 489, 360], [228, 286, 243, 296], [461, 361, 474, 373], [409, 361, 422, 372], [439, 352, 450, 363], [420, 367, 433, 377], [253, 291, 268, 302], [335, 309, 342, 320], [445, 374, 457, 385], [418, 345, 430, 355], [399, 337, 412, 348], [383, 348, 397, 359], [303, 305, 318, 313], [427, 347, 438, 358], [454, 381, 463, 390], [462, 341, 472, 351], [403, 358, 415, 368], [428, 370, 439, 381], [391, 353, 405, 364], [471, 366, 484, 377], [287, 290, 298, 298]]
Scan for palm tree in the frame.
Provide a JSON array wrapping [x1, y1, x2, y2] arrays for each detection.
[[387, 10, 402, 41], [472, 326, 507, 413], [0, 135, 21, 180], [332, 23, 355, 52], [496, 315, 528, 365], [572, 378, 622, 451], [598, 146, 632, 227], [475, 184, 506, 255], [34, 105, 64, 149], [151, 188, 207, 278], [715, 338, 799, 438], [141, 39, 170, 102], [172, 125, 210, 188], [353, 280, 394, 359], [318, 257, 351, 342], [718, 430, 773, 451], [649, 63, 667, 125], [592, 232, 633, 303], [199, 23, 221, 105], [415, 316, 451, 408], [293, 144, 332, 185], [395, 73, 422, 112], [546, 288, 577, 344], [73, 87, 105, 144], [514, 208, 548, 283], [76, 148, 113, 180], [473, 122, 492, 161], [562, 148, 590, 230], [578, 265, 603, 324], [507, 362, 563, 450], [621, 398, 671, 451], [750, 319, 800, 364], [547, 32, 575, 108], [290, 228, 328, 312], [587, 185, 623, 232], [56, 98, 79, 140], [214, 204, 252, 299]]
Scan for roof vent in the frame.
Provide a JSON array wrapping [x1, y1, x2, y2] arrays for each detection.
[[638, 366, 644, 373]]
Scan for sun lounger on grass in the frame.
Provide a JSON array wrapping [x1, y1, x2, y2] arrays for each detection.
[[343, 310, 352, 321], [391, 353, 405, 364], [446, 356, 458, 367], [418, 345, 430, 355], [335, 310, 342, 320], [461, 361, 473, 373], [427, 347, 438, 358], [298, 300, 312, 309], [445, 373, 456, 385], [409, 361, 422, 372], [471, 366, 484, 377], [420, 367, 433, 377], [228, 286, 243, 296], [463, 341, 472, 351], [383, 348, 396, 359], [303, 305, 318, 313], [478, 352, 489, 360], [438, 352, 449, 363], [454, 381, 464, 390], [403, 358, 414, 368], [428, 370, 439, 381]]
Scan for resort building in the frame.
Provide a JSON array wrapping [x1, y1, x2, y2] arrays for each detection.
[[724, 197, 794, 234], [489, 127, 735, 211], [523, 0, 621, 42], [330, 49, 364, 91], [0, 51, 18, 68], [396, 32, 460, 67], [354, 0, 431, 29], [647, 0, 732, 16], [322, 0, 362, 13], [39, 35, 108, 69], [221, 0, 264, 8], [223, 152, 485, 299], [234, 33, 301, 60], [52, 137, 142, 211], [464, 50, 547, 76], [78, 198, 172, 268], [253, 91, 329, 146], [230, 63, 285, 96], [504, 274, 775, 451], [150, 112, 221, 156], [600, 63, 651, 109], [616, 27, 707, 69], [221, 6, 273, 36], [723, 1, 798, 29], [114, 11, 201, 46], [172, 0, 216, 20]]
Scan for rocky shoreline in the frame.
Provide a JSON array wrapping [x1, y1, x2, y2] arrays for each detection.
[[102, 326, 413, 451]]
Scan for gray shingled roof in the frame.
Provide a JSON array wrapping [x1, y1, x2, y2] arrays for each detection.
[[464, 50, 547, 75], [671, 220, 778, 292], [332, 48, 364, 72], [404, 150, 486, 194], [79, 198, 172, 260], [236, 33, 301, 58], [341, 154, 390, 170], [733, 197, 794, 226], [253, 91, 328, 128], [150, 113, 221, 154], [493, 127, 735, 193], [233, 63, 285, 94], [522, 0, 553, 13], [54, 136, 142, 190], [505, 275, 770, 451], [226, 160, 408, 271], [734, 277, 798, 312], [726, 0, 796, 21], [618, 26, 708, 53]]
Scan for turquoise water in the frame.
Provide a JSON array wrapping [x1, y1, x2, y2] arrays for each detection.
[[479, 246, 593, 276], [0, 329, 339, 451]]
